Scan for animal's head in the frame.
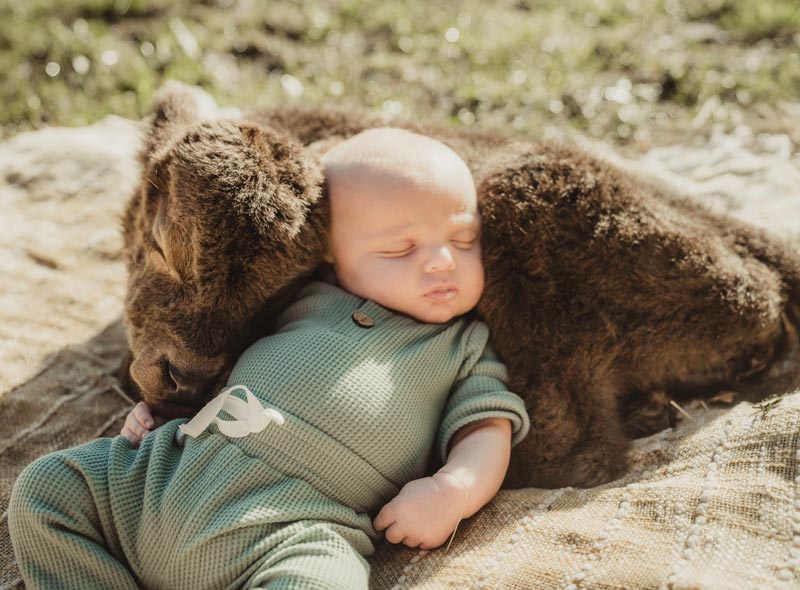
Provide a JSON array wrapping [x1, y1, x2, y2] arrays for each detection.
[[121, 82, 327, 417]]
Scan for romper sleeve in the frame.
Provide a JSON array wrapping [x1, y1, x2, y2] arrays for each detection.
[[436, 321, 530, 463]]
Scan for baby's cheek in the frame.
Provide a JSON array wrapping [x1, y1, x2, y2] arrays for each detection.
[[361, 263, 411, 304], [462, 251, 485, 298], [336, 256, 387, 297]]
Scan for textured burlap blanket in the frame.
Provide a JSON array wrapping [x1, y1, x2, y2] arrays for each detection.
[[1, 116, 799, 589]]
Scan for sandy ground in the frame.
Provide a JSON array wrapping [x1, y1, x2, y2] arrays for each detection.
[[0, 116, 140, 396]]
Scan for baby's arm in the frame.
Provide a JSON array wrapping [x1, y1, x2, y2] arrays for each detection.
[[120, 401, 164, 447], [373, 417, 511, 549]]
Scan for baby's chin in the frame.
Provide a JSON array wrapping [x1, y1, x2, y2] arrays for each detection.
[[371, 290, 480, 324], [402, 302, 470, 324]]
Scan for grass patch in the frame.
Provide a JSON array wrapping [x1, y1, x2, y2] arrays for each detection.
[[2, 0, 799, 145]]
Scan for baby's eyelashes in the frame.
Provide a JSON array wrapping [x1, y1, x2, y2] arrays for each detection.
[[377, 239, 477, 258], [377, 243, 416, 257], [451, 239, 477, 250]]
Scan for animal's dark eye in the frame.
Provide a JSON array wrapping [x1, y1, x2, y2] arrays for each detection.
[[152, 239, 165, 259]]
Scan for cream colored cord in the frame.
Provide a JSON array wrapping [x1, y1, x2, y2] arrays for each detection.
[[444, 488, 469, 554]]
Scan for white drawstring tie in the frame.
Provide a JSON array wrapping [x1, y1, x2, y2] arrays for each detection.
[[175, 385, 284, 445]]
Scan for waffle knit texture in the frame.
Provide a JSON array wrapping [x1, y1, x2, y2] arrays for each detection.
[[8, 281, 529, 590]]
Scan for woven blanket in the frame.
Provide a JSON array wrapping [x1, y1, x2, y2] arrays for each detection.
[[1, 116, 799, 590]]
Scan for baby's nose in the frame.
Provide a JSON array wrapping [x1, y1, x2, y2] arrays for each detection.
[[424, 246, 456, 273]]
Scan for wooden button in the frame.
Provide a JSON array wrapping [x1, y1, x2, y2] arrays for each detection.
[[352, 312, 374, 328]]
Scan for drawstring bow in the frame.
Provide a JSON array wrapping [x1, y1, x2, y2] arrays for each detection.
[[175, 385, 284, 444]]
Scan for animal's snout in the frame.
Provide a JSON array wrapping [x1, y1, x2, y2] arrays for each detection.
[[165, 361, 220, 402]]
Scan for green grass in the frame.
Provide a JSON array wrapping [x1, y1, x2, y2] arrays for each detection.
[[2, 0, 799, 145]]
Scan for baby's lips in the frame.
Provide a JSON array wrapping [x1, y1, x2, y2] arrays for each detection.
[[424, 285, 459, 301]]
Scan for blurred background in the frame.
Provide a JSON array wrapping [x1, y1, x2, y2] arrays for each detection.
[[1, 0, 799, 150]]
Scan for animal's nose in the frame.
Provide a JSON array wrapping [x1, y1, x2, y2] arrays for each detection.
[[166, 362, 219, 400]]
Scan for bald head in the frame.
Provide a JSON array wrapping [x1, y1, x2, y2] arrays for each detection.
[[320, 128, 484, 323], [321, 128, 476, 202]]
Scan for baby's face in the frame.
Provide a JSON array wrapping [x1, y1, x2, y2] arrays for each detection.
[[327, 167, 484, 323]]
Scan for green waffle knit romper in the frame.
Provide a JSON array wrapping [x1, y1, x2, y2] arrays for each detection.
[[9, 281, 530, 590]]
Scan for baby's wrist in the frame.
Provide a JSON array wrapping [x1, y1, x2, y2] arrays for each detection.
[[432, 470, 469, 500]]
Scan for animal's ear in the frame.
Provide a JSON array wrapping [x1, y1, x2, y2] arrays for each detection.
[[142, 81, 202, 166], [235, 122, 324, 244]]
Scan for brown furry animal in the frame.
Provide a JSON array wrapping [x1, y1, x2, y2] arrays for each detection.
[[475, 145, 800, 486], [121, 83, 328, 417], [121, 82, 800, 488]]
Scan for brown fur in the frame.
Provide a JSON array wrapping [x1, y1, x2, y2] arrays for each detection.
[[121, 82, 327, 417], [121, 82, 800, 487]]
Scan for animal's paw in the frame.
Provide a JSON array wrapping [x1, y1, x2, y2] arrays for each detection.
[[623, 390, 678, 439], [567, 440, 629, 488]]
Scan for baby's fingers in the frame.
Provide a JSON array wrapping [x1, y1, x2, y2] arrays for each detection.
[[382, 523, 408, 545], [402, 536, 421, 549], [375, 506, 412, 545], [132, 401, 155, 429], [373, 503, 398, 533], [120, 425, 142, 447], [121, 402, 154, 442]]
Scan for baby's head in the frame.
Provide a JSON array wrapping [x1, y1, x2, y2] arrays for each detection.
[[322, 128, 483, 324]]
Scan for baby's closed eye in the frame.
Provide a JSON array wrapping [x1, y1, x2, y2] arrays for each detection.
[[378, 242, 415, 257], [451, 238, 477, 249], [450, 230, 478, 249]]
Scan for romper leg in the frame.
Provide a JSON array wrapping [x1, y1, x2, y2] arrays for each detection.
[[8, 439, 139, 590], [246, 521, 372, 590]]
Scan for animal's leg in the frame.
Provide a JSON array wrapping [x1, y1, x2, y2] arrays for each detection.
[[504, 373, 630, 489], [503, 381, 581, 489]]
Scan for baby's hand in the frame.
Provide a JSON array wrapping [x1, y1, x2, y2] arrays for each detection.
[[121, 402, 162, 447], [373, 472, 468, 550]]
